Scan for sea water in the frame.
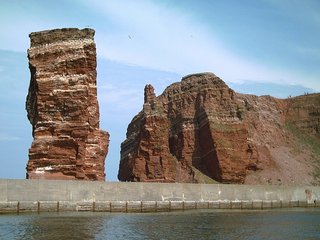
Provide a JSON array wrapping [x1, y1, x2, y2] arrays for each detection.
[[1, 209, 320, 239]]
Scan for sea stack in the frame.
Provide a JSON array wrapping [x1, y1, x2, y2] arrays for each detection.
[[26, 28, 109, 180]]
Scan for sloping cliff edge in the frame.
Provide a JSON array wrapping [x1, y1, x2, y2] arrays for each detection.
[[119, 72, 320, 185]]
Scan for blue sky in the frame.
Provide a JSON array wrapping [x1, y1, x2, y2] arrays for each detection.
[[0, 0, 319, 181]]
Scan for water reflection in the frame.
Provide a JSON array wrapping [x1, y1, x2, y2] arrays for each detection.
[[1, 209, 320, 240], [0, 212, 107, 240], [94, 210, 320, 240]]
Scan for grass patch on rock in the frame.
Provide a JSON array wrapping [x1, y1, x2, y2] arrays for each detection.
[[285, 122, 320, 184]]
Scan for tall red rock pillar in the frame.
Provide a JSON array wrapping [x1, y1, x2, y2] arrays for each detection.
[[26, 28, 109, 180]]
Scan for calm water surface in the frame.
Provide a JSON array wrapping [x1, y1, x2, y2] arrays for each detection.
[[1, 209, 320, 240]]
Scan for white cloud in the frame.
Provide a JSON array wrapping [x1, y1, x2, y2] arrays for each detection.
[[83, 0, 319, 91], [89, 0, 247, 75], [1, 0, 318, 90]]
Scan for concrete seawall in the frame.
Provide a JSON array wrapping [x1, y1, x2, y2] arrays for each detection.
[[1, 179, 320, 213]]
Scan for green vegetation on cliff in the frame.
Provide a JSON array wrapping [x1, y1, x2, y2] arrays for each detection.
[[285, 123, 320, 184]]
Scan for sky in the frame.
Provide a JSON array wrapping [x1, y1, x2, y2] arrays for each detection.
[[0, 0, 319, 181]]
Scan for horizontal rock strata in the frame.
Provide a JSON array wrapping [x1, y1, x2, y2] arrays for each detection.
[[118, 72, 320, 184], [26, 28, 109, 180]]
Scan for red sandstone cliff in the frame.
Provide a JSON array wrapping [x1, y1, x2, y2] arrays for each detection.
[[26, 28, 109, 180], [118, 73, 320, 185]]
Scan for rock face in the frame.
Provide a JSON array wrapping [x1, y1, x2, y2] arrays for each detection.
[[285, 94, 320, 136], [118, 72, 320, 184], [26, 28, 109, 180]]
